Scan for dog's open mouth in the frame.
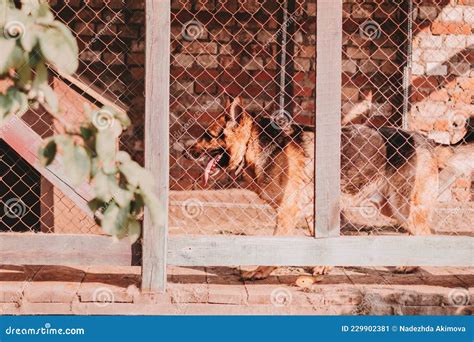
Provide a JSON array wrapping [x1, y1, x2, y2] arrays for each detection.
[[202, 153, 223, 186]]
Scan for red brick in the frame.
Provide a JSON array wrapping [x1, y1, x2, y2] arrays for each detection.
[[431, 22, 472, 35]]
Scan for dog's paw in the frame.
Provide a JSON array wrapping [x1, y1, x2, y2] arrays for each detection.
[[241, 267, 275, 280], [312, 266, 332, 276], [393, 266, 419, 274]]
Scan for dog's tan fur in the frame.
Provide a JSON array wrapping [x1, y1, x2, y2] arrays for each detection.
[[189, 97, 439, 279]]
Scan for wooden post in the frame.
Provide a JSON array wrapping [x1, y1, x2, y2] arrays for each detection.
[[315, 0, 342, 238], [142, 0, 170, 292]]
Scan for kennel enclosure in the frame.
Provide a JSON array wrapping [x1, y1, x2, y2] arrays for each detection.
[[0, 0, 472, 293]]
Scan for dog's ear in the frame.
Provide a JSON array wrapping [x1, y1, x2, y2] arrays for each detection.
[[228, 96, 243, 123]]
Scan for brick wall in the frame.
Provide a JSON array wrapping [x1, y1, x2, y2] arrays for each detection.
[[409, 0, 473, 202], [409, 0, 473, 145], [50, 0, 472, 199], [50, 0, 146, 165], [169, 0, 317, 190]]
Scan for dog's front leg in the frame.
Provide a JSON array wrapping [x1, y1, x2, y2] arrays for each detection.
[[241, 203, 299, 280]]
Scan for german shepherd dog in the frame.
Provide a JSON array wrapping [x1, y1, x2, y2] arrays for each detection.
[[188, 97, 438, 280]]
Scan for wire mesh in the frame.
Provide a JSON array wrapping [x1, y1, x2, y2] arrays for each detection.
[[1, 0, 471, 241], [171, 0, 472, 237], [1, 0, 145, 236], [341, 0, 473, 236], [170, 0, 316, 235]]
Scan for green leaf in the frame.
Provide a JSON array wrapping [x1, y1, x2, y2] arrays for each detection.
[[116, 151, 131, 163], [32, 62, 48, 86], [114, 110, 131, 128], [101, 202, 120, 235], [16, 63, 32, 88], [112, 186, 133, 208], [0, 98, 15, 121], [63, 144, 91, 186], [20, 0, 40, 15], [39, 83, 58, 113], [141, 190, 160, 225], [101, 201, 130, 236], [130, 194, 145, 216], [118, 160, 142, 188], [96, 128, 116, 170], [0, 40, 24, 75], [5, 87, 28, 116], [20, 21, 38, 52], [38, 137, 56, 166], [87, 198, 106, 213], [80, 126, 93, 140], [137, 169, 156, 197], [94, 171, 113, 202], [34, 3, 55, 24], [38, 23, 78, 74], [127, 219, 141, 244]]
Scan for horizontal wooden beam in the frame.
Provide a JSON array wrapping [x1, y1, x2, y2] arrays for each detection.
[[0, 233, 131, 266], [168, 235, 473, 267], [50, 67, 128, 115]]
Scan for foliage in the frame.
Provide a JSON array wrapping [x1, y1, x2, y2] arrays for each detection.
[[0, 1, 159, 242]]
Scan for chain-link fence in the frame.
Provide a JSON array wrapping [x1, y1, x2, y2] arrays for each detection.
[[1, 0, 472, 240], [169, 0, 472, 237], [170, 0, 317, 235], [1, 0, 146, 237], [340, 0, 473, 236]]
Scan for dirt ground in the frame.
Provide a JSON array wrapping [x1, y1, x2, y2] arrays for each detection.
[[169, 189, 473, 236]]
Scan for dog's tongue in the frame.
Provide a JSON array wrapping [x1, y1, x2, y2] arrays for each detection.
[[203, 156, 217, 186]]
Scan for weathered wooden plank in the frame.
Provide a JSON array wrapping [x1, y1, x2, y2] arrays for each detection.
[[0, 116, 94, 217], [315, 0, 342, 238], [168, 235, 473, 267], [0, 233, 131, 266], [142, 0, 170, 293], [50, 67, 128, 115]]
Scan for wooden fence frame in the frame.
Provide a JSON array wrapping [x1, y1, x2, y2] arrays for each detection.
[[0, 0, 472, 294]]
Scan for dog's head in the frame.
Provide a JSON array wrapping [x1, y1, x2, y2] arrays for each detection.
[[187, 97, 252, 186]]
